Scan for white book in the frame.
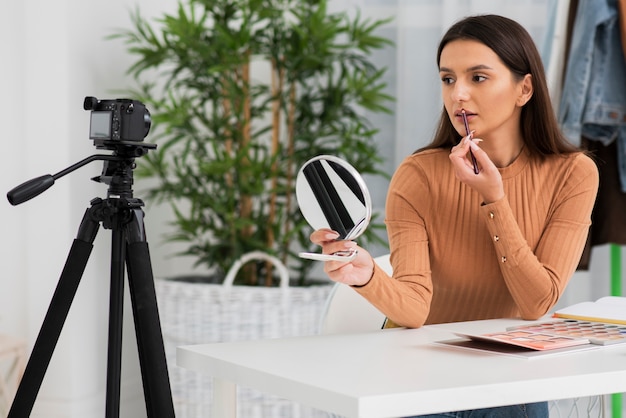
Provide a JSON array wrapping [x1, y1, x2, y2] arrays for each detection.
[[553, 296, 626, 325]]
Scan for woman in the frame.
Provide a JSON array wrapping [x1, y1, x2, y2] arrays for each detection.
[[311, 15, 598, 418]]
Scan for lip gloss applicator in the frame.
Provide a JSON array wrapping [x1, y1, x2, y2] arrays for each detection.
[[462, 109, 480, 175]]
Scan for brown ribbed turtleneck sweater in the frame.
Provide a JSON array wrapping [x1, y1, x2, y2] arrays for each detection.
[[355, 147, 599, 328]]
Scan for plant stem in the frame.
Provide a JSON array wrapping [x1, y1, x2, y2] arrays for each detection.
[[266, 58, 284, 286], [221, 79, 236, 258], [240, 51, 256, 285], [282, 79, 297, 264]]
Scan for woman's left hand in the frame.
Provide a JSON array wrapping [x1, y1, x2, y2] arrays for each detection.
[[309, 229, 375, 287], [450, 135, 504, 204]]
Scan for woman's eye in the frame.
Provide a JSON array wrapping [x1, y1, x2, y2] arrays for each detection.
[[441, 76, 454, 85], [473, 75, 487, 83]]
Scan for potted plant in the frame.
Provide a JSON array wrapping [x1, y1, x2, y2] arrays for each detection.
[[112, 0, 392, 285], [112, 0, 393, 414]]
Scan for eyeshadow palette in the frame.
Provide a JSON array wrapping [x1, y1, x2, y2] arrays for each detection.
[[506, 319, 626, 346], [454, 319, 626, 351], [454, 329, 589, 351]]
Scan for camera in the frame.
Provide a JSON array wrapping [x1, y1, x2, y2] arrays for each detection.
[[84, 96, 151, 143]]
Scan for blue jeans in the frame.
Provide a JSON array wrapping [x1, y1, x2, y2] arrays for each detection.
[[409, 401, 549, 417]]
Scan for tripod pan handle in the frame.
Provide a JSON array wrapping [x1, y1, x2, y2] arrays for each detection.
[[7, 174, 55, 206]]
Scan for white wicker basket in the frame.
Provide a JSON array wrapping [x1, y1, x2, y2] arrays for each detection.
[[155, 251, 334, 417]]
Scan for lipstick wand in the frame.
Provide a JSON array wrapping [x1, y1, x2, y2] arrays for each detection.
[[462, 110, 479, 174]]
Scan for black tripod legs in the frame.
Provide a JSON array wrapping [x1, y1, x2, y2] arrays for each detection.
[[106, 227, 127, 418], [104, 207, 174, 418], [8, 209, 98, 418], [125, 209, 175, 418], [8, 202, 175, 418]]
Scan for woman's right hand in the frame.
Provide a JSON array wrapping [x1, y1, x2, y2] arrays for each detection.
[[309, 229, 375, 287], [449, 135, 505, 204]]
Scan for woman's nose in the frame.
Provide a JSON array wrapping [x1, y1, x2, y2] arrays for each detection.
[[451, 81, 470, 102]]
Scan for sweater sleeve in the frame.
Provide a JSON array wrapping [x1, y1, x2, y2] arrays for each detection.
[[353, 158, 433, 328], [480, 153, 599, 319]]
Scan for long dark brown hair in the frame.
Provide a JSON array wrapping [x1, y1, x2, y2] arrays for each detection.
[[418, 14, 578, 157]]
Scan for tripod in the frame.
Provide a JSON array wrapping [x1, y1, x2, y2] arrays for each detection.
[[6, 143, 175, 418]]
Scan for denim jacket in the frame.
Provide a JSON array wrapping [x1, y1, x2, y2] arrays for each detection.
[[558, 0, 626, 191]]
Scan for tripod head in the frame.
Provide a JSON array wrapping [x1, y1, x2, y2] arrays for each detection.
[[6, 142, 156, 206], [93, 142, 156, 198]]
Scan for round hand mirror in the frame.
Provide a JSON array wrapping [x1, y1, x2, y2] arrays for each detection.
[[295, 155, 372, 262]]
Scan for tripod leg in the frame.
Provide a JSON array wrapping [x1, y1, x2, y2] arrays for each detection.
[[105, 228, 126, 418], [125, 209, 175, 418], [9, 208, 99, 418]]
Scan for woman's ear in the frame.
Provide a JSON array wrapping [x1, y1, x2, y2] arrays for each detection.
[[517, 74, 533, 106]]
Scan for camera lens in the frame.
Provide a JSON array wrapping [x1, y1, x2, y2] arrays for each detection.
[[143, 110, 151, 137]]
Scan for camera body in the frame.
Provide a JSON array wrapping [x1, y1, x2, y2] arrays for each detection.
[[84, 96, 151, 143]]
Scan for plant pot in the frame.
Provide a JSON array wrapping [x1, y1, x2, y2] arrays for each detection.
[[155, 251, 334, 417]]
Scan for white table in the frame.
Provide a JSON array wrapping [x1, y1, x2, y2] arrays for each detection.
[[177, 318, 626, 417]]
